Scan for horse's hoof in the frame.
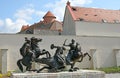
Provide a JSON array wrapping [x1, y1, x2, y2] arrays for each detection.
[[37, 71, 40, 73], [69, 69, 73, 72], [74, 67, 79, 71]]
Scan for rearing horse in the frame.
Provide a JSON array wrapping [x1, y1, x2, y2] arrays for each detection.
[[17, 40, 33, 72], [30, 37, 51, 58], [17, 37, 51, 72], [34, 44, 66, 72], [65, 42, 91, 71], [64, 39, 91, 71]]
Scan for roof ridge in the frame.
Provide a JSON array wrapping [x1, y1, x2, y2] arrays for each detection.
[[72, 6, 120, 11], [43, 11, 56, 18]]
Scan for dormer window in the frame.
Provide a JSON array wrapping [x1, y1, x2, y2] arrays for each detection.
[[114, 20, 119, 23], [72, 7, 77, 11], [102, 19, 107, 23], [94, 14, 97, 16], [26, 30, 33, 34], [79, 18, 84, 21], [85, 14, 88, 16]]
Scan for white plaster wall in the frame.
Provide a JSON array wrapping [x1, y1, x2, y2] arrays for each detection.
[[114, 50, 120, 67], [0, 49, 8, 73], [0, 51, 2, 72], [0, 34, 120, 72], [75, 21, 120, 36], [62, 7, 76, 35]]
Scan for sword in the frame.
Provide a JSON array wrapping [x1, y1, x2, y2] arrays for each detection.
[[63, 39, 67, 46]]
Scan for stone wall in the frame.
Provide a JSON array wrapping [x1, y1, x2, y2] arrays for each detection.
[[0, 34, 120, 73]]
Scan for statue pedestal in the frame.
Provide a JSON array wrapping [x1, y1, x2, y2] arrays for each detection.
[[10, 70, 105, 78]]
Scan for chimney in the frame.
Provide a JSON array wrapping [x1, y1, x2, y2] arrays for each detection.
[[67, 1, 70, 6]]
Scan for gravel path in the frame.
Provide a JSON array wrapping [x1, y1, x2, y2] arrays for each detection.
[[105, 73, 120, 78]]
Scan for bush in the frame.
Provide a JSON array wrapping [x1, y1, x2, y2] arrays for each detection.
[[0, 71, 12, 78], [0, 74, 2, 77], [6, 71, 12, 77]]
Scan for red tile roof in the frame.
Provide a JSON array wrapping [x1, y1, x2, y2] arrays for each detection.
[[67, 1, 120, 23], [20, 11, 62, 32], [21, 25, 29, 31], [43, 11, 56, 18]]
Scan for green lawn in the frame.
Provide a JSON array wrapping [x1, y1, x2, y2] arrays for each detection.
[[97, 66, 120, 73]]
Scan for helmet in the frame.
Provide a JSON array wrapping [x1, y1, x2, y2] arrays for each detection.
[[31, 37, 36, 40], [71, 39, 75, 43], [50, 44, 54, 49]]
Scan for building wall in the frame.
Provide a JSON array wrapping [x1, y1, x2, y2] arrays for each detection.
[[18, 29, 33, 34], [34, 30, 58, 35], [0, 51, 2, 72], [50, 21, 62, 31], [0, 34, 120, 73], [75, 21, 120, 36], [62, 7, 76, 35]]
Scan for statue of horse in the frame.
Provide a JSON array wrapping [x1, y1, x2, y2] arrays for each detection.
[[17, 50, 33, 72], [34, 44, 66, 72], [17, 37, 51, 72], [65, 42, 91, 71], [17, 38, 91, 72], [34, 41, 91, 72]]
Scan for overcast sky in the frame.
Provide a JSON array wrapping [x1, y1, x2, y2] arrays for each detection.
[[0, 0, 120, 33]]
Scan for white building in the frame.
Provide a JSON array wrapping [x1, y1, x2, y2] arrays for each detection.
[[63, 1, 120, 36], [62, 1, 120, 69]]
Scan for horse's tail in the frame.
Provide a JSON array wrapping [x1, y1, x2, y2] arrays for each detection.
[[17, 59, 23, 72]]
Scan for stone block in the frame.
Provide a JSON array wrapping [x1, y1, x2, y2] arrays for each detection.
[[10, 70, 105, 78]]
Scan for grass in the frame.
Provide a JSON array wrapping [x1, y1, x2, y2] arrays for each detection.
[[97, 66, 120, 73]]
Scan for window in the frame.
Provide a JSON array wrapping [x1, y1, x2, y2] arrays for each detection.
[[85, 14, 88, 16], [102, 19, 107, 23], [94, 14, 97, 16], [72, 7, 77, 11]]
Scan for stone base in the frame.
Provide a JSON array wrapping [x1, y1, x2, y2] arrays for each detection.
[[10, 70, 105, 78]]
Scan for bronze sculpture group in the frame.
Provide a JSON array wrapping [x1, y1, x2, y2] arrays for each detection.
[[17, 37, 91, 73]]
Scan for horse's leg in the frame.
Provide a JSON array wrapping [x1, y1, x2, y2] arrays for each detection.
[[17, 59, 23, 72], [26, 64, 32, 71], [42, 51, 51, 58], [78, 55, 84, 62], [69, 62, 75, 72], [84, 53, 91, 60], [46, 52, 51, 58], [37, 66, 51, 73]]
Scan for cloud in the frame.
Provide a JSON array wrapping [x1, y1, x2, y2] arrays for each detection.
[[14, 8, 35, 21], [35, 11, 46, 20], [4, 18, 29, 33], [0, 4, 45, 33], [0, 19, 4, 26], [45, 0, 92, 21], [70, 0, 92, 6], [0, 0, 92, 33], [0, 9, 31, 33]]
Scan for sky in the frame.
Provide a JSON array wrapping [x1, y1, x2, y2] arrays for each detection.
[[0, 0, 120, 33]]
